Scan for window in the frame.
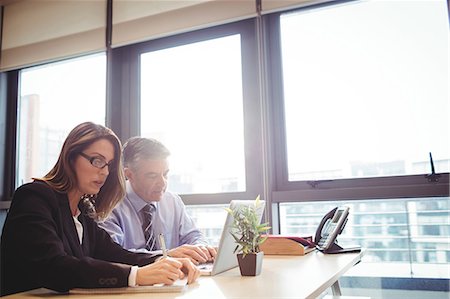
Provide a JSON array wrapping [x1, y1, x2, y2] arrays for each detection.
[[271, 0, 449, 282], [280, 197, 450, 279], [140, 34, 246, 195], [185, 204, 228, 246], [17, 54, 106, 186], [279, 0, 449, 181]]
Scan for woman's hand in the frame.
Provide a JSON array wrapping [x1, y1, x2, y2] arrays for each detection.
[[177, 257, 201, 284], [136, 257, 200, 286]]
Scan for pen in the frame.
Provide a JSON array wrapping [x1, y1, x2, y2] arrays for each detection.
[[159, 233, 168, 258]]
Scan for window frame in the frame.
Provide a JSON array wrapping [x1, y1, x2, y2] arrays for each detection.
[[0, 0, 448, 285], [0, 70, 19, 203], [264, 7, 449, 205], [0, 0, 447, 218], [117, 19, 266, 205]]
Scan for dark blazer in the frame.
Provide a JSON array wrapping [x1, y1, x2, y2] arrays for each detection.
[[0, 181, 158, 296]]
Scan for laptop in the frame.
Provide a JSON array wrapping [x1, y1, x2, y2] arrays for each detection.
[[198, 199, 266, 276]]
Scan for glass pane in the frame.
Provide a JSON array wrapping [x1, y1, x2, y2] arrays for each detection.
[[280, 0, 449, 181], [140, 35, 246, 194], [280, 197, 450, 279], [17, 54, 106, 186], [185, 204, 228, 247]]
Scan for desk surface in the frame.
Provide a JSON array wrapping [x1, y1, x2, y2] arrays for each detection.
[[4, 251, 363, 299]]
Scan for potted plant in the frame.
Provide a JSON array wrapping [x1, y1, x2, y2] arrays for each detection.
[[226, 195, 271, 276]]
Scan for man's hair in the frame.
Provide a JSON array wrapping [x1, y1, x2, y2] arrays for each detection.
[[38, 122, 126, 220], [123, 137, 170, 170]]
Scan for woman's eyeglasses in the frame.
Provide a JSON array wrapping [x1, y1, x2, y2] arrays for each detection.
[[79, 152, 113, 169]]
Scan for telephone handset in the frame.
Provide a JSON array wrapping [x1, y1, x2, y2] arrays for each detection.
[[314, 206, 361, 254]]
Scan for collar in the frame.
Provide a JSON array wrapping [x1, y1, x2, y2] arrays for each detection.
[[125, 180, 158, 213]]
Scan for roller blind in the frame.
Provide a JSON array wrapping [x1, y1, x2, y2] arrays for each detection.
[[261, 0, 333, 14], [1, 0, 106, 71], [112, 0, 257, 47], [0, 0, 329, 70]]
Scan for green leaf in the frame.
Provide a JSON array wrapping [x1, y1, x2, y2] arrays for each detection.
[[227, 195, 269, 255]]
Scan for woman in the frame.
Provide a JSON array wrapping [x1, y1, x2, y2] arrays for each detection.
[[0, 122, 199, 296]]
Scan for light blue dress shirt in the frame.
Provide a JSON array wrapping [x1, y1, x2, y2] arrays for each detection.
[[99, 181, 208, 254]]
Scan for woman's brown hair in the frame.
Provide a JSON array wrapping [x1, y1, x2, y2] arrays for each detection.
[[38, 122, 126, 220]]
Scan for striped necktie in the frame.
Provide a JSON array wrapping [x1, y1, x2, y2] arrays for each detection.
[[142, 203, 157, 251]]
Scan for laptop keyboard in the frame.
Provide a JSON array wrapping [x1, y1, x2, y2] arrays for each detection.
[[197, 261, 214, 272]]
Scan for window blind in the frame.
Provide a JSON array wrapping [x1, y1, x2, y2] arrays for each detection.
[[0, 0, 106, 71], [112, 0, 257, 48], [0, 0, 330, 70], [261, 0, 333, 14]]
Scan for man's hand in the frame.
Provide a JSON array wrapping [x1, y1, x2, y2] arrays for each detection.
[[168, 244, 217, 265]]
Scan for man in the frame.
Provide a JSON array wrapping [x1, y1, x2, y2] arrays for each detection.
[[99, 137, 216, 264]]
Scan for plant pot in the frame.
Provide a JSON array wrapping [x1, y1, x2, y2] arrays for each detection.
[[236, 251, 264, 276]]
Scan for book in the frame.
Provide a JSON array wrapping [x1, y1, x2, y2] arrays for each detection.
[[69, 278, 187, 294], [260, 235, 316, 255]]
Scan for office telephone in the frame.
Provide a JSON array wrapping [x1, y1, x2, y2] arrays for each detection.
[[314, 206, 361, 254]]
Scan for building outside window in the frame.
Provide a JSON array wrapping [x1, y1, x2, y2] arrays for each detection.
[[279, 0, 449, 182], [17, 54, 106, 186], [275, 0, 449, 280], [279, 198, 450, 279]]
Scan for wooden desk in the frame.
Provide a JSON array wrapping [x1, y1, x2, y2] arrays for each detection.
[[4, 251, 363, 299]]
